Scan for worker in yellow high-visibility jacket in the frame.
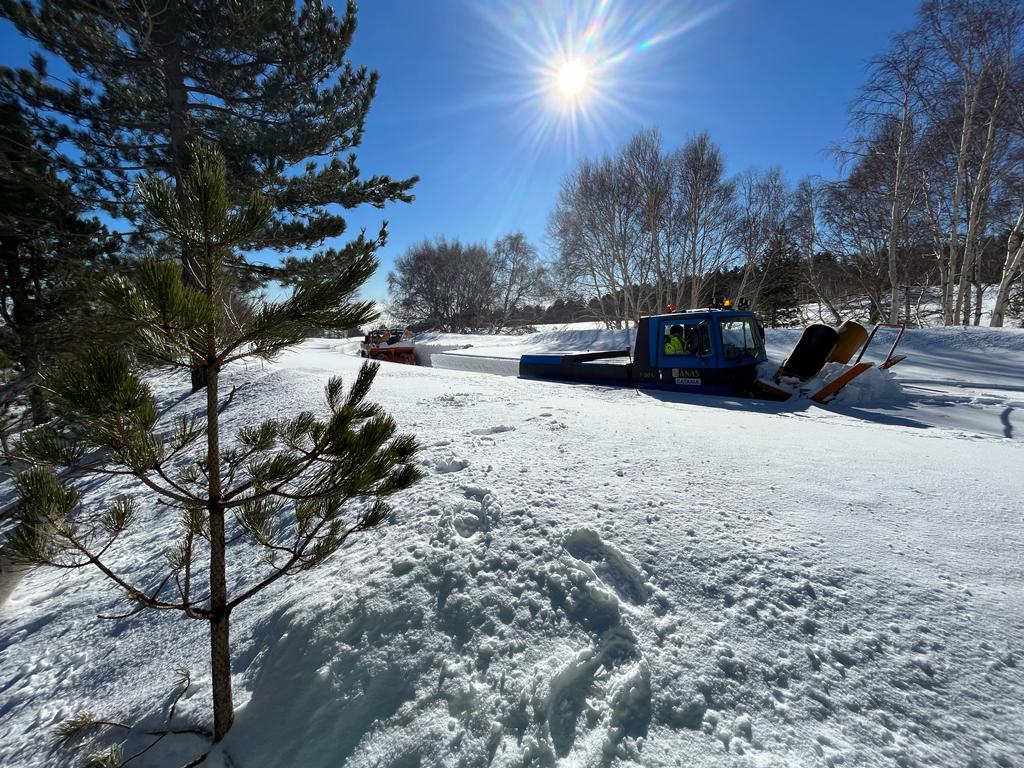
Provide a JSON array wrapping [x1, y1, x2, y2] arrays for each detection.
[[664, 325, 690, 355]]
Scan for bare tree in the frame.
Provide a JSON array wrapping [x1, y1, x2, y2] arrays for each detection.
[[621, 128, 673, 312], [550, 152, 644, 327], [670, 132, 737, 309], [735, 167, 790, 310], [821, 161, 894, 323], [388, 239, 497, 332], [851, 31, 926, 323], [917, 0, 1023, 324], [790, 177, 843, 323], [990, 80, 1024, 326], [990, 207, 1024, 326], [491, 233, 546, 330]]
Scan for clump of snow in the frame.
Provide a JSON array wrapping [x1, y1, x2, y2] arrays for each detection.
[[829, 364, 903, 405], [799, 362, 904, 406]]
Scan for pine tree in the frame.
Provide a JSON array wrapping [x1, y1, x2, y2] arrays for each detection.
[[0, 0, 418, 389], [756, 233, 803, 328], [0, 100, 122, 425], [6, 144, 422, 745]]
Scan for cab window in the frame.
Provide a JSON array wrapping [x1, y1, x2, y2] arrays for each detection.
[[719, 318, 764, 360], [662, 321, 711, 357]]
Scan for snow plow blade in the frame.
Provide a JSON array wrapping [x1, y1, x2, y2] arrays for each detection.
[[366, 347, 416, 365], [809, 362, 873, 403], [753, 378, 795, 401]]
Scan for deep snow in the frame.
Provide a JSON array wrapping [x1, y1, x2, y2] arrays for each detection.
[[1, 325, 1022, 767]]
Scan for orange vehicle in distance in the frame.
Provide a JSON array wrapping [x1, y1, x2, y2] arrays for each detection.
[[359, 328, 416, 365]]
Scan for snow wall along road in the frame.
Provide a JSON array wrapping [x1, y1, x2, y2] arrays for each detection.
[[413, 326, 636, 379]]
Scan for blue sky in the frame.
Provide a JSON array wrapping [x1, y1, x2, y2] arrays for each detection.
[[1, 0, 921, 303]]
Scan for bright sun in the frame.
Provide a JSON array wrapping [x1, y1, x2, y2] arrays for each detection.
[[557, 60, 587, 97]]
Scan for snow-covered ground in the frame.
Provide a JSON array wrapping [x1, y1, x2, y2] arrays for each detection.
[[1, 326, 1022, 767]]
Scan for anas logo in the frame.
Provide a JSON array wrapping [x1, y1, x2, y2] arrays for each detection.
[[671, 368, 701, 378]]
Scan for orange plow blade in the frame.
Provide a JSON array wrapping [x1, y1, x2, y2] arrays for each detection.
[[809, 362, 873, 404]]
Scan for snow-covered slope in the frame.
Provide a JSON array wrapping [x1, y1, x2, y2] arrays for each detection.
[[1, 329, 1022, 767]]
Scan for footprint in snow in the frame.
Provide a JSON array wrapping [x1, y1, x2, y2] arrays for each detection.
[[452, 486, 498, 538], [563, 528, 651, 606], [470, 425, 515, 436], [429, 457, 469, 474], [544, 626, 648, 758], [525, 412, 554, 421]]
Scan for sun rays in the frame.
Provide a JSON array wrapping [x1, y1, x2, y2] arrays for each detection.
[[471, 0, 730, 160]]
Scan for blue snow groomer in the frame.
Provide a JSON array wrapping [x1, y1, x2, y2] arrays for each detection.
[[519, 303, 767, 397]]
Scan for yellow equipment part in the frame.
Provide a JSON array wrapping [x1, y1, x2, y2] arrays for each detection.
[[827, 320, 868, 364]]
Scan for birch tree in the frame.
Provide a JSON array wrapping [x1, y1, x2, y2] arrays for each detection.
[[621, 128, 673, 312], [735, 168, 790, 310], [989, 82, 1024, 326], [671, 132, 737, 309], [491, 233, 546, 331], [917, 0, 1022, 324], [790, 177, 843, 323], [852, 32, 925, 323], [550, 154, 644, 327]]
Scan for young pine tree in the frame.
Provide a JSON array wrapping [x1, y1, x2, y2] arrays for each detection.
[[7, 144, 422, 745]]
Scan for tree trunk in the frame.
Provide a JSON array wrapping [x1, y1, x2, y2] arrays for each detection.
[[962, 267, 973, 326], [954, 108, 1000, 325], [206, 363, 233, 740], [27, 381, 48, 426], [887, 105, 911, 325], [154, 5, 207, 392], [737, 257, 756, 307], [943, 74, 982, 325], [0, 237, 48, 425], [18, 326, 47, 426], [989, 209, 1024, 328]]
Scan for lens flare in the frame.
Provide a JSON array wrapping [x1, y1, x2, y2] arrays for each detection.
[[457, 0, 730, 233], [472, 0, 730, 158]]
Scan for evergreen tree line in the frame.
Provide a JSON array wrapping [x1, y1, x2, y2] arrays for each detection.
[[0, 1, 423, 761]]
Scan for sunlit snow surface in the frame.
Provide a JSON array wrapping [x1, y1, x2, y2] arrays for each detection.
[[1, 325, 1022, 767]]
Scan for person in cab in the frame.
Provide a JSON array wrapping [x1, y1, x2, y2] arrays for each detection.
[[664, 324, 690, 355]]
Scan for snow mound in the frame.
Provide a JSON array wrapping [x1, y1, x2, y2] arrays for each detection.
[[804, 362, 905, 406], [758, 361, 905, 407], [829, 364, 904, 405]]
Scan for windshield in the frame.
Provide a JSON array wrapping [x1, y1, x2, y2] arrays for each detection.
[[719, 318, 764, 361]]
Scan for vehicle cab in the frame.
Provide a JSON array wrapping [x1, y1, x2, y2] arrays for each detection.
[[633, 308, 767, 395]]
